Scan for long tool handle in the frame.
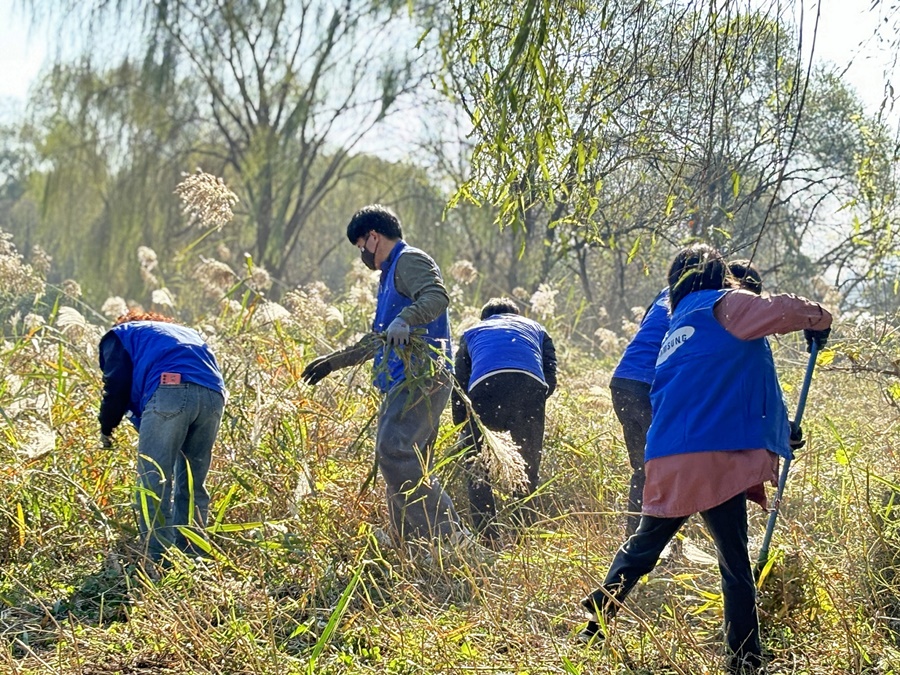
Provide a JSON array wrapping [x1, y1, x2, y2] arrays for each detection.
[[756, 341, 819, 574]]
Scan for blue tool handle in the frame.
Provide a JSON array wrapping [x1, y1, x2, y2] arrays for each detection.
[[756, 341, 819, 575]]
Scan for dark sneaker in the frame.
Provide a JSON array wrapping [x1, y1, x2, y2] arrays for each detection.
[[580, 594, 603, 616], [577, 620, 604, 645], [577, 596, 605, 645]]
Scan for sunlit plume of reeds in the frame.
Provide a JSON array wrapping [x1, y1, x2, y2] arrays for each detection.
[[100, 296, 129, 321], [246, 266, 272, 293], [594, 327, 625, 355], [56, 306, 104, 353], [193, 258, 238, 299], [216, 243, 233, 262], [346, 259, 379, 316], [151, 288, 176, 308], [450, 376, 529, 496], [448, 283, 466, 312], [23, 313, 45, 331], [174, 169, 240, 231], [251, 300, 291, 327], [445, 260, 482, 337], [0, 229, 46, 298], [283, 283, 343, 331], [61, 279, 82, 300], [30, 245, 52, 278], [137, 245, 160, 289], [530, 283, 558, 321], [619, 306, 643, 340], [475, 427, 529, 495], [507, 287, 526, 304], [448, 259, 478, 285]]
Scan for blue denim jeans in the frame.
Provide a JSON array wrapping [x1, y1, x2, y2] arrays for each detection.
[[135, 382, 225, 561]]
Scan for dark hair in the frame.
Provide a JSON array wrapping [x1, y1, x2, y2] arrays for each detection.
[[480, 297, 520, 320], [728, 259, 763, 295], [114, 309, 176, 326], [667, 243, 730, 310], [346, 204, 403, 243]]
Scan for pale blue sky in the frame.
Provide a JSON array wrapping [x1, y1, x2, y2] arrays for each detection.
[[0, 0, 892, 113], [0, 0, 46, 108]]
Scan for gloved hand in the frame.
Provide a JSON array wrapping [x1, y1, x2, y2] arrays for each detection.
[[803, 327, 831, 353], [385, 317, 410, 347], [100, 432, 114, 449], [301, 355, 334, 386], [789, 421, 805, 450]]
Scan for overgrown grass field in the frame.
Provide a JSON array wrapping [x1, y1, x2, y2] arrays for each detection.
[[1, 275, 899, 675], [1, 166, 899, 675]]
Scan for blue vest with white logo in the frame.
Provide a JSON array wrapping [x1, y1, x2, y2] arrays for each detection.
[[371, 241, 452, 393], [645, 289, 791, 461], [463, 314, 548, 390], [112, 321, 226, 427], [613, 289, 670, 385]]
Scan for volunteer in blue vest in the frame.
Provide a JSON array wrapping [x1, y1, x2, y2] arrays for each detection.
[[609, 288, 670, 536], [451, 297, 557, 544], [610, 260, 764, 536], [301, 204, 467, 547], [98, 310, 227, 564], [580, 244, 831, 674]]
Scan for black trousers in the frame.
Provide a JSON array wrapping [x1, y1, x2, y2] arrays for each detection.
[[610, 383, 653, 536], [462, 372, 547, 541], [582, 491, 763, 671]]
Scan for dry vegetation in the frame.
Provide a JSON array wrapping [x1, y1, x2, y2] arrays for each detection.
[[0, 206, 899, 674]]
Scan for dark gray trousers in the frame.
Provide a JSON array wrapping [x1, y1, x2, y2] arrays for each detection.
[[376, 373, 461, 542]]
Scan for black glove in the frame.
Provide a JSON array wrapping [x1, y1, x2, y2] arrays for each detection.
[[301, 355, 334, 386], [789, 421, 805, 450], [803, 327, 831, 353]]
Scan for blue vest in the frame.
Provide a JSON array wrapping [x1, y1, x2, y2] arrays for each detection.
[[463, 314, 548, 390], [613, 289, 670, 385], [112, 321, 226, 426], [371, 241, 452, 393], [645, 289, 791, 461]]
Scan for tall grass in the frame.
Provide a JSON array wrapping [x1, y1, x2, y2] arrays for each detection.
[[0, 217, 898, 673]]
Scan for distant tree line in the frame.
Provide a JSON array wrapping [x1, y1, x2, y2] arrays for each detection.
[[0, 0, 897, 335]]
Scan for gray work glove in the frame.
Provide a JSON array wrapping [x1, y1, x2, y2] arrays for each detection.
[[803, 327, 831, 353], [301, 355, 334, 386], [100, 432, 114, 449], [385, 317, 410, 347]]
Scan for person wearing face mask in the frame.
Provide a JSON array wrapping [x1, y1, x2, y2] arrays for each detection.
[[301, 204, 475, 554]]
